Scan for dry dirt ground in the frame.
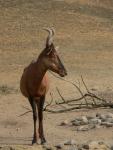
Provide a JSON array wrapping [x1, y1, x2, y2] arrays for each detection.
[[0, 0, 113, 149]]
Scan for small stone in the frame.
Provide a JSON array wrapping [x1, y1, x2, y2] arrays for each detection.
[[43, 145, 56, 150], [82, 144, 89, 149], [81, 116, 88, 125], [60, 120, 69, 126], [98, 141, 104, 145], [64, 139, 76, 145], [75, 118, 83, 121], [106, 113, 113, 118], [16, 128, 20, 131], [106, 122, 113, 127], [105, 118, 113, 123], [98, 114, 107, 120], [72, 120, 81, 126], [88, 141, 99, 149], [89, 118, 101, 124], [89, 124, 96, 129], [95, 124, 101, 129], [101, 122, 113, 127], [86, 116, 94, 120], [77, 126, 89, 131], [101, 122, 108, 125], [85, 141, 111, 150], [55, 143, 64, 149]]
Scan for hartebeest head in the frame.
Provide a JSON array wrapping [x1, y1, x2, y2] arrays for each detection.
[[39, 28, 67, 77]]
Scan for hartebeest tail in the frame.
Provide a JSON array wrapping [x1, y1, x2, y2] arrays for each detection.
[[20, 28, 67, 145]]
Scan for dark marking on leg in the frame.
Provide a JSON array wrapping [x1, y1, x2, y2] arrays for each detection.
[[37, 95, 46, 144], [28, 96, 38, 145]]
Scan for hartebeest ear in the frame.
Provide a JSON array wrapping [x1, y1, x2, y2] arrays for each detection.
[[46, 44, 54, 55]]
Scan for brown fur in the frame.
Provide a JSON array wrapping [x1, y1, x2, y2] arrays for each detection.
[[20, 60, 49, 98]]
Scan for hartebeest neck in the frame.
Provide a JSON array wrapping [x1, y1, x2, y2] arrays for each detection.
[[35, 58, 47, 82]]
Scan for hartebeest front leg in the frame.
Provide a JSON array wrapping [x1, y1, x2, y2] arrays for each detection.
[[28, 97, 38, 145], [37, 96, 46, 144]]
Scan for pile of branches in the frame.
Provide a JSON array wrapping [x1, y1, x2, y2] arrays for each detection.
[[20, 74, 113, 116], [43, 74, 113, 113]]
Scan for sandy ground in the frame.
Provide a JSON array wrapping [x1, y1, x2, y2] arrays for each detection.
[[0, 0, 113, 148]]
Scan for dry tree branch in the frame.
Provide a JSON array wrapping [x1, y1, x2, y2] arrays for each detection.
[[56, 87, 73, 107], [18, 110, 32, 117], [81, 75, 107, 103], [43, 92, 53, 111], [21, 105, 31, 111], [56, 87, 66, 103], [81, 75, 97, 105], [18, 105, 32, 117], [19, 73, 113, 115], [43, 102, 113, 113], [49, 71, 88, 106]]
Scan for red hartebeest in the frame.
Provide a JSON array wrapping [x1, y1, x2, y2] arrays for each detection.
[[20, 28, 67, 145]]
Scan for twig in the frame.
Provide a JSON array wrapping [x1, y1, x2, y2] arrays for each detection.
[[21, 105, 31, 111], [44, 102, 113, 113], [56, 87, 65, 102], [56, 87, 72, 107], [18, 110, 32, 117], [43, 92, 53, 111], [81, 75, 97, 105], [49, 71, 88, 106]]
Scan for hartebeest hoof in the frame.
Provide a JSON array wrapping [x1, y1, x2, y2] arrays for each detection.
[[41, 138, 46, 145], [32, 138, 38, 145]]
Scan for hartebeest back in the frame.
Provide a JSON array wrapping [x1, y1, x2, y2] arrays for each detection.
[[20, 28, 67, 145]]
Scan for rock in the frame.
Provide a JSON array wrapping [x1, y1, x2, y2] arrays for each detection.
[[105, 118, 113, 123], [60, 120, 69, 126], [89, 124, 96, 129], [95, 124, 101, 129], [98, 114, 107, 120], [89, 118, 101, 124], [55, 143, 64, 149], [86, 116, 94, 120], [106, 113, 113, 118], [75, 118, 83, 121], [101, 122, 108, 125], [64, 139, 76, 145], [87, 141, 110, 150], [101, 118, 107, 122], [101, 122, 113, 127], [82, 144, 89, 149], [106, 122, 113, 127], [43, 145, 56, 150], [72, 120, 81, 126], [77, 126, 89, 131], [81, 116, 88, 125], [16, 128, 20, 131]]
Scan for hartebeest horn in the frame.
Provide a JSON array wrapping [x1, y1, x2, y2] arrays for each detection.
[[43, 28, 54, 46]]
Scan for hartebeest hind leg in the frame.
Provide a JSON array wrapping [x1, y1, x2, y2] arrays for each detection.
[[28, 97, 38, 145], [37, 95, 46, 144]]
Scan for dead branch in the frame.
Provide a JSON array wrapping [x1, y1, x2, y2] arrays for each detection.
[[56, 87, 66, 103], [44, 103, 113, 113], [81, 75, 97, 105], [49, 71, 88, 106], [18, 110, 32, 117], [19, 73, 113, 115], [43, 92, 53, 110]]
